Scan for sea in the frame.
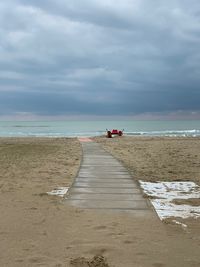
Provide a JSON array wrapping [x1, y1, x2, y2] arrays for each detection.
[[0, 120, 199, 137]]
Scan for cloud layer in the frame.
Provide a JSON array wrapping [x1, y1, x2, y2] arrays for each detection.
[[0, 0, 200, 117]]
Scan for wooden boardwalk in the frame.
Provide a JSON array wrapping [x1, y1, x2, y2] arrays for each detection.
[[65, 139, 152, 214]]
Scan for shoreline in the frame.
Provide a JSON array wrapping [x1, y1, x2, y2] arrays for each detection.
[[0, 133, 200, 138]]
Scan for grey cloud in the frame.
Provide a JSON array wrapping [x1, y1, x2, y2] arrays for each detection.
[[0, 0, 200, 116]]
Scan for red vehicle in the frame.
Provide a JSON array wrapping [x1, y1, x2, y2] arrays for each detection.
[[106, 129, 123, 138]]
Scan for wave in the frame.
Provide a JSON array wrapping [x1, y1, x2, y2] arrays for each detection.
[[126, 129, 200, 137], [0, 129, 199, 137]]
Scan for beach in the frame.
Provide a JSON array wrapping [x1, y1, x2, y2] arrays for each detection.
[[0, 137, 200, 267], [94, 136, 200, 184]]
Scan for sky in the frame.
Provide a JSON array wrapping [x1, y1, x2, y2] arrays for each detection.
[[0, 0, 200, 119]]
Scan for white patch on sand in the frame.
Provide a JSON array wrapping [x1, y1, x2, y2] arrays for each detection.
[[139, 181, 200, 222], [47, 187, 69, 197], [172, 220, 187, 228]]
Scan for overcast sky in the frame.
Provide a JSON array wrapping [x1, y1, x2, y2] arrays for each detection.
[[0, 0, 200, 119]]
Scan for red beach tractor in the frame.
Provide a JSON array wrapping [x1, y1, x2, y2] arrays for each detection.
[[106, 129, 123, 138]]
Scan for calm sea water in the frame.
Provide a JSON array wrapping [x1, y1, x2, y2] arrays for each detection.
[[0, 120, 199, 137]]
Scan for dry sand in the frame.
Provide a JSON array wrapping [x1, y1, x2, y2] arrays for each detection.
[[0, 137, 200, 267], [94, 136, 200, 185]]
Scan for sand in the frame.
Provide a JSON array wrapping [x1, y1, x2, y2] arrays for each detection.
[[94, 136, 200, 184], [0, 137, 200, 267]]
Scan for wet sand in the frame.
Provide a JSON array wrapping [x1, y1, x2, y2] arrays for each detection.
[[0, 137, 200, 267]]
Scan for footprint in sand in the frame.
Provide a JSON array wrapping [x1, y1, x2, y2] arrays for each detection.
[[93, 225, 107, 230], [89, 248, 107, 255], [70, 255, 110, 267], [123, 240, 133, 244], [153, 263, 166, 267]]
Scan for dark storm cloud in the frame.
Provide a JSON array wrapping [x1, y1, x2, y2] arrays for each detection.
[[0, 0, 200, 117]]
